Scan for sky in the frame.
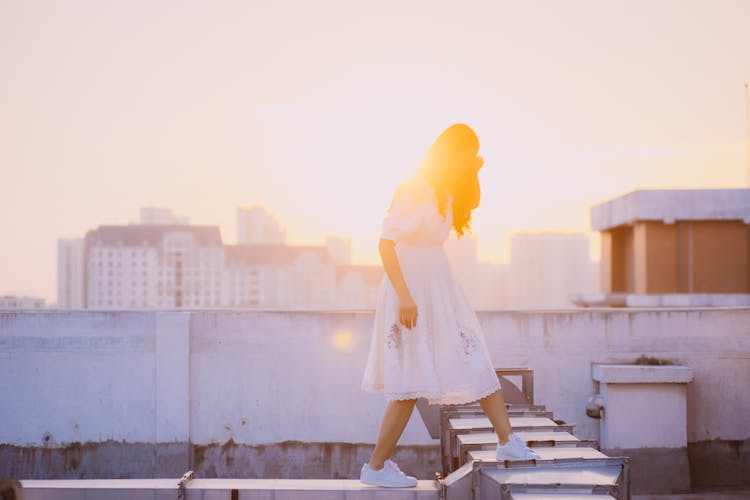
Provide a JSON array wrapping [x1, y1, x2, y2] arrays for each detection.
[[1, 0, 749, 303]]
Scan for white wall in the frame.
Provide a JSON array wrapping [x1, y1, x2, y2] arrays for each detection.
[[1, 308, 748, 448]]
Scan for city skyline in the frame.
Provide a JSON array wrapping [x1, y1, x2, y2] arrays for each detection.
[[2, 1, 750, 301], [51, 205, 597, 309]]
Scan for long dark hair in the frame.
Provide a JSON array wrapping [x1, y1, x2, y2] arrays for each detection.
[[418, 123, 483, 237]]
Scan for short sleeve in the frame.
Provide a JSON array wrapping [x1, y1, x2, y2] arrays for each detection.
[[380, 178, 430, 242]]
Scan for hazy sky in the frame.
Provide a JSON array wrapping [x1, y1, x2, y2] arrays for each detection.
[[2, 0, 749, 303]]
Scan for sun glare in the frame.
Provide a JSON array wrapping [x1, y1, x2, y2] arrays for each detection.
[[330, 330, 355, 352]]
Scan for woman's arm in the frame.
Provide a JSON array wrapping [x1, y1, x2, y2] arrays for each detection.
[[378, 238, 418, 329]]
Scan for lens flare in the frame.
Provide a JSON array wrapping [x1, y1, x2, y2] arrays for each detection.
[[331, 330, 355, 352]]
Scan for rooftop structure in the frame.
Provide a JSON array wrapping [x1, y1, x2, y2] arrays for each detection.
[[580, 189, 750, 307], [138, 206, 190, 226], [237, 206, 287, 245], [0, 295, 46, 309]]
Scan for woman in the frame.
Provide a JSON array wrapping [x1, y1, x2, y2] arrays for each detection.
[[360, 124, 540, 488]]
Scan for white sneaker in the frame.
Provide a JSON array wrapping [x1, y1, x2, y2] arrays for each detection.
[[496, 433, 541, 460], [360, 459, 418, 487]]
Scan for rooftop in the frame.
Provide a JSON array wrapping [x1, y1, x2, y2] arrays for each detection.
[[1, 307, 747, 497], [590, 188, 750, 230], [85, 224, 224, 246]]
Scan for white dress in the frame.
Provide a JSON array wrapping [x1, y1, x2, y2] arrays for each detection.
[[361, 174, 501, 405]]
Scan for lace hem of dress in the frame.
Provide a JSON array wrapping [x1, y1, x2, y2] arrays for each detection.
[[363, 379, 502, 406]]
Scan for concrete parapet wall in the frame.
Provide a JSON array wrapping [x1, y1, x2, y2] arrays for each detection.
[[0, 441, 440, 481], [1, 308, 748, 487]]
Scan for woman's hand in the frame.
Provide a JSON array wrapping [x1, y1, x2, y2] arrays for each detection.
[[398, 294, 418, 329], [378, 238, 418, 329]]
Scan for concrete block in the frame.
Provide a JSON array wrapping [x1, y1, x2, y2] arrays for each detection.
[[345, 490, 418, 500], [22, 489, 87, 500], [200, 490, 232, 500], [593, 363, 695, 493], [156, 490, 180, 500], [592, 364, 693, 384], [597, 382, 690, 449], [83, 490, 159, 500], [238, 490, 274, 500], [415, 488, 440, 500], [274, 490, 346, 500]]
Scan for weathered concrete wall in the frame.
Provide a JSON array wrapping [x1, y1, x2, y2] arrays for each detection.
[[1, 308, 748, 488], [0, 441, 439, 481], [478, 308, 750, 490], [478, 308, 750, 445]]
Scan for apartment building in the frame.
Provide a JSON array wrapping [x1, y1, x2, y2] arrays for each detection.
[[59, 223, 382, 310]]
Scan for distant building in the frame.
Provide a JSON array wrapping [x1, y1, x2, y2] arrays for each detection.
[[83, 225, 222, 309], [237, 206, 286, 245], [471, 261, 509, 311], [507, 232, 598, 309], [225, 244, 337, 308], [0, 295, 46, 309], [445, 235, 508, 310], [57, 238, 85, 308], [336, 265, 384, 309], [325, 236, 352, 266], [445, 235, 480, 289], [60, 224, 381, 310], [580, 188, 750, 307], [139, 207, 190, 225]]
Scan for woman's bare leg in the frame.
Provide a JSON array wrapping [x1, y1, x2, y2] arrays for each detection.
[[479, 389, 512, 444], [368, 399, 417, 469]]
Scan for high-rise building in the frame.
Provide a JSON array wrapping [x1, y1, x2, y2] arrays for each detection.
[[507, 232, 598, 309], [472, 261, 509, 311], [224, 244, 337, 308], [57, 238, 85, 308], [83, 225, 224, 309], [444, 235, 508, 310], [325, 236, 352, 266], [66, 223, 380, 310], [445, 235, 479, 281], [445, 235, 481, 305], [139, 207, 190, 225], [237, 206, 286, 245], [336, 265, 384, 309]]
